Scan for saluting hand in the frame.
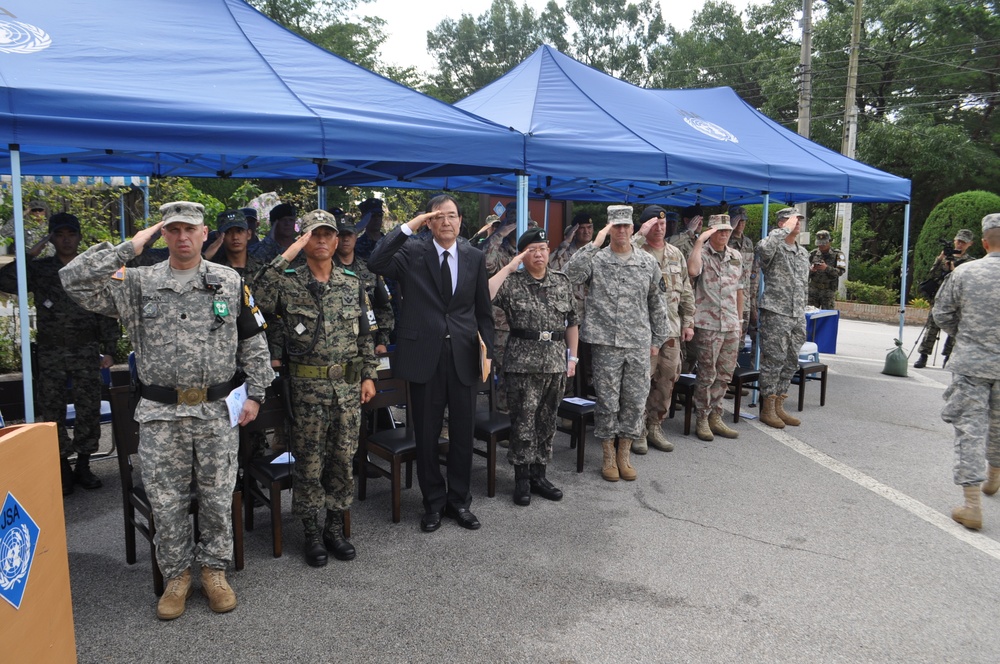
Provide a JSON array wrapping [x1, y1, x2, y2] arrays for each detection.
[[405, 210, 442, 233], [131, 221, 164, 256], [592, 224, 612, 247], [696, 226, 717, 244]]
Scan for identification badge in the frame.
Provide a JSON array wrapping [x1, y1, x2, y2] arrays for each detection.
[[213, 299, 230, 317], [142, 301, 159, 318], [295, 323, 307, 335], [43, 299, 53, 309]]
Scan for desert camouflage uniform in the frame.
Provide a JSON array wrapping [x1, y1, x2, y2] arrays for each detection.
[[565, 243, 668, 440], [756, 227, 809, 397], [633, 235, 694, 422], [807, 246, 846, 309], [933, 252, 1000, 485], [334, 253, 394, 350], [60, 241, 272, 579], [253, 256, 378, 517], [690, 242, 745, 417], [919, 252, 974, 357], [493, 269, 578, 465], [0, 257, 120, 458]]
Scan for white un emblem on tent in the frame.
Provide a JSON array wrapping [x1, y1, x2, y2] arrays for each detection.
[[682, 113, 739, 144], [0, 20, 52, 54], [0, 492, 40, 610]]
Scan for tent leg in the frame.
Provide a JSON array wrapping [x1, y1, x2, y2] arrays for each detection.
[[9, 145, 35, 422]]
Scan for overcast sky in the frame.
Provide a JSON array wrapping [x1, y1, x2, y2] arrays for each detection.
[[362, 0, 757, 73]]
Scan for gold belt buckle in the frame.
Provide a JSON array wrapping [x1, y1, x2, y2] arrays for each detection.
[[327, 364, 344, 380], [177, 387, 207, 406]]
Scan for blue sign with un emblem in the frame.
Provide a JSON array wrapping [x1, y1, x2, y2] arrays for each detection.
[[0, 492, 40, 610]]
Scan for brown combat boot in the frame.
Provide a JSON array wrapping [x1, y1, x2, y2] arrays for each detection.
[[775, 395, 801, 426], [952, 485, 983, 530], [616, 439, 637, 481], [201, 567, 237, 613], [646, 417, 674, 452], [708, 413, 739, 439], [760, 395, 785, 429], [601, 439, 619, 482], [695, 415, 714, 441], [156, 568, 193, 620], [984, 466, 1000, 496]]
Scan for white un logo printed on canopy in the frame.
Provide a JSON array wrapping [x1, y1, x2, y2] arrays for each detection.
[[0, 19, 51, 54], [681, 113, 739, 144]]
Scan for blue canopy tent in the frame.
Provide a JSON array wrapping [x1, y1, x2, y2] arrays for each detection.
[[0, 0, 524, 420]]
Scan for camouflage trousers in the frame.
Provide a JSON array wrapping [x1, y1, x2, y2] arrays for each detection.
[[290, 376, 361, 517], [918, 312, 956, 357], [692, 328, 740, 418], [808, 285, 837, 310], [36, 343, 103, 458], [942, 375, 1000, 486], [645, 337, 681, 422], [591, 344, 651, 440], [494, 326, 509, 411], [139, 412, 237, 579], [506, 371, 566, 466], [759, 309, 806, 397]]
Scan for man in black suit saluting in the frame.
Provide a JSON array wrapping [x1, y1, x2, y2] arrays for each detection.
[[368, 195, 494, 532]]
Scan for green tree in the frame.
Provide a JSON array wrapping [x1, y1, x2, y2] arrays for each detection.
[[913, 190, 1000, 279], [564, 0, 665, 85]]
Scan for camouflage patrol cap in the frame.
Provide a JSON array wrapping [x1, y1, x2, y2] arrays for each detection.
[[216, 209, 248, 233], [517, 227, 549, 251], [982, 215, 1000, 234], [708, 214, 733, 230], [728, 206, 747, 221], [607, 205, 633, 226], [300, 209, 338, 234], [815, 230, 832, 242], [954, 228, 974, 243], [776, 207, 804, 221], [486, 214, 501, 226], [160, 201, 205, 227]]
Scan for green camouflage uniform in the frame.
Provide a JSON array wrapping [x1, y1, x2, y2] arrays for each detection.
[[933, 250, 1000, 485], [253, 256, 379, 518], [0, 257, 120, 458], [334, 253, 394, 350], [919, 252, 974, 357], [493, 269, 578, 465], [59, 241, 272, 579], [564, 243, 668, 440], [756, 228, 809, 397], [807, 246, 845, 309]]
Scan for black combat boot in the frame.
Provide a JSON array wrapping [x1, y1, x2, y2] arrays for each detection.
[[73, 454, 103, 490], [302, 517, 328, 568], [529, 463, 563, 501], [942, 354, 949, 369], [513, 464, 531, 506], [322, 510, 356, 561], [60, 457, 74, 496], [913, 354, 928, 369]]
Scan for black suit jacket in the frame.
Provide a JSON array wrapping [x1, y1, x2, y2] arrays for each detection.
[[368, 226, 494, 386]]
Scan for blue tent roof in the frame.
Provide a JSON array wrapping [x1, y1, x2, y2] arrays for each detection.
[[395, 46, 910, 205], [0, 0, 523, 181]]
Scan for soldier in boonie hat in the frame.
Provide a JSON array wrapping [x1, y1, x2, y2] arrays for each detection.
[[708, 214, 733, 230], [299, 209, 339, 235], [160, 201, 205, 226], [954, 228, 975, 243]]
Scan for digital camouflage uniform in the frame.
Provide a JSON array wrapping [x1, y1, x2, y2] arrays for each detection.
[[729, 231, 758, 333], [633, 235, 694, 423], [565, 243, 668, 440], [60, 241, 272, 579], [933, 252, 1000, 486], [549, 238, 589, 322], [253, 256, 379, 519], [690, 242, 745, 418], [0, 257, 120, 458], [756, 227, 809, 397], [493, 269, 578, 465], [919, 252, 974, 357], [807, 246, 846, 309], [334, 253, 394, 350], [0, 211, 53, 258], [212, 251, 266, 286]]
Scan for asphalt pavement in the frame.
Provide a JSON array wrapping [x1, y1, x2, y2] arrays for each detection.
[[62, 317, 1000, 663]]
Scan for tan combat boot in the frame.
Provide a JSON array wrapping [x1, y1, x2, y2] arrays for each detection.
[[156, 568, 193, 620], [632, 427, 649, 455], [760, 395, 785, 429], [708, 412, 739, 439], [601, 439, 619, 482], [616, 439, 637, 481], [952, 485, 983, 530], [775, 395, 801, 426], [201, 567, 237, 614], [695, 415, 714, 441], [646, 417, 674, 452], [983, 466, 1000, 496]]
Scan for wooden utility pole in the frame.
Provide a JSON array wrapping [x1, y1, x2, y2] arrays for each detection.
[[835, 0, 863, 296], [796, 0, 813, 222]]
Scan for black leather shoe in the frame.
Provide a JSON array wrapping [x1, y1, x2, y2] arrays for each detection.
[[445, 505, 481, 530], [304, 535, 328, 567], [420, 511, 442, 532], [530, 477, 564, 501]]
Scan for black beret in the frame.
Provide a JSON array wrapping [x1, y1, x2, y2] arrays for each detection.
[[638, 205, 667, 223], [517, 227, 549, 251], [269, 203, 296, 222]]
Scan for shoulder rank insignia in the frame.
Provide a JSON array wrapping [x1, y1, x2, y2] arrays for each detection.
[[112, 266, 126, 281]]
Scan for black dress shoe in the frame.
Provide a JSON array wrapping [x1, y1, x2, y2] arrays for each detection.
[[304, 536, 328, 567], [530, 477, 564, 501], [420, 511, 442, 532], [445, 505, 481, 530]]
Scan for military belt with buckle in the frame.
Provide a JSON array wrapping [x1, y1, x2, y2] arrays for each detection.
[[138, 376, 241, 406], [290, 362, 346, 380], [510, 328, 566, 342]]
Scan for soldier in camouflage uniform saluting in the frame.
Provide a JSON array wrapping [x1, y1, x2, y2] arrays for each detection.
[[489, 227, 579, 506], [60, 201, 273, 621], [253, 210, 378, 568]]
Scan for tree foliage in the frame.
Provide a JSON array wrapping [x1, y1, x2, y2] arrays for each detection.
[[913, 190, 1000, 278]]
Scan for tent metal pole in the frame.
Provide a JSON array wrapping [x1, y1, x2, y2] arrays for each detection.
[[317, 185, 326, 210], [142, 180, 149, 225], [10, 145, 35, 422], [898, 203, 911, 340], [516, 174, 528, 237], [543, 199, 550, 234], [753, 194, 770, 377]]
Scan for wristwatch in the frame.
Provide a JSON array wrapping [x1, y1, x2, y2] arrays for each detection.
[[567, 356, 579, 363]]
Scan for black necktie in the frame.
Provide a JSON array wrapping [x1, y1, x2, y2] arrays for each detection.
[[441, 250, 453, 304]]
